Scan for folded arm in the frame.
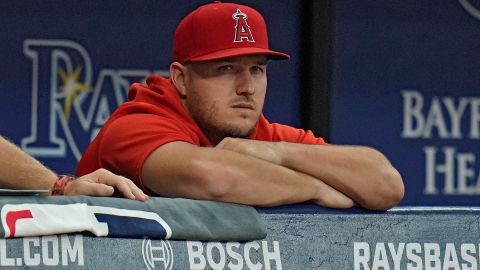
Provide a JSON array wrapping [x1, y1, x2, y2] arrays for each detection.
[[217, 138, 405, 210], [142, 141, 355, 208]]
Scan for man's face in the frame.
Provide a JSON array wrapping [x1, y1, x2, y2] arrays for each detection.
[[183, 55, 268, 145]]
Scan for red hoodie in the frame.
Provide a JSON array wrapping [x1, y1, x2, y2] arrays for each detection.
[[76, 75, 326, 193]]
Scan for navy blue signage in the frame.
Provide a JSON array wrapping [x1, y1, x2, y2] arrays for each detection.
[[332, 0, 480, 205]]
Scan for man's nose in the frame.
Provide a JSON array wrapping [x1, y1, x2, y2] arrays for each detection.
[[235, 71, 255, 95]]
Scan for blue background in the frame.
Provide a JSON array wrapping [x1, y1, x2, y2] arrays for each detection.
[[332, 0, 480, 205]]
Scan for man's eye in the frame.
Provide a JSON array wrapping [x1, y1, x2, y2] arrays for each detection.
[[218, 65, 233, 71], [252, 66, 264, 73]]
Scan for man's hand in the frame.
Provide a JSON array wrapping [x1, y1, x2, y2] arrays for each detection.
[[216, 137, 283, 165], [63, 168, 149, 201], [312, 178, 355, 208]]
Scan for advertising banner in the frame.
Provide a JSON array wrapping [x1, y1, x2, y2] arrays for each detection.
[[332, 0, 480, 205], [0, 206, 478, 269]]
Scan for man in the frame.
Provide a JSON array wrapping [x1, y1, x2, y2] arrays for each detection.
[[77, 2, 404, 210], [1, 136, 148, 200]]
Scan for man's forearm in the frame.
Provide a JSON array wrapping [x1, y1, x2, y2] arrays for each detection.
[[278, 142, 404, 210], [201, 150, 354, 207], [143, 141, 354, 207], [0, 136, 56, 189], [217, 138, 404, 210], [0, 136, 149, 200]]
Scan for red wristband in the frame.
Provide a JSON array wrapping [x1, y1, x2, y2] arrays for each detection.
[[51, 175, 75, 196]]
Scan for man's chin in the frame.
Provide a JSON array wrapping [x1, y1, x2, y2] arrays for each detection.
[[222, 124, 256, 138]]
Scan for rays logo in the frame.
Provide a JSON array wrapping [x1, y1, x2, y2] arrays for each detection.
[[458, 0, 480, 20], [20, 39, 168, 161], [142, 238, 174, 270]]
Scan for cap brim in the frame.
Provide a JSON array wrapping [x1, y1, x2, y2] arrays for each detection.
[[188, 47, 290, 62]]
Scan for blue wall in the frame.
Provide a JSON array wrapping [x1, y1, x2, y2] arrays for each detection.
[[332, 0, 480, 205]]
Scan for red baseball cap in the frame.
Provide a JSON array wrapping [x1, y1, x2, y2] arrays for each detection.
[[173, 1, 290, 64]]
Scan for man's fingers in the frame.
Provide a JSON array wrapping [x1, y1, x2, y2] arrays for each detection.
[[216, 137, 237, 149], [112, 176, 148, 201], [100, 175, 135, 200], [314, 180, 355, 209], [216, 138, 228, 148], [93, 170, 148, 201], [124, 179, 150, 201], [63, 169, 149, 201], [66, 181, 115, 197]]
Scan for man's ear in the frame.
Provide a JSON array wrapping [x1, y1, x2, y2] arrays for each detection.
[[170, 62, 188, 97]]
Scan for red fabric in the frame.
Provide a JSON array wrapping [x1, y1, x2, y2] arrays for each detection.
[[76, 75, 326, 193], [173, 2, 289, 63], [6, 210, 33, 238], [51, 175, 75, 196]]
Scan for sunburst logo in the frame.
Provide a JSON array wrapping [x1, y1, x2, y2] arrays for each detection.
[[21, 39, 167, 161], [58, 66, 91, 120]]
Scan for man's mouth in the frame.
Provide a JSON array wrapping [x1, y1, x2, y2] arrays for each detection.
[[231, 103, 255, 110]]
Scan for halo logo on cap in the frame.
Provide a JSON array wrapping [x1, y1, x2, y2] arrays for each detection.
[[232, 9, 255, 43]]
